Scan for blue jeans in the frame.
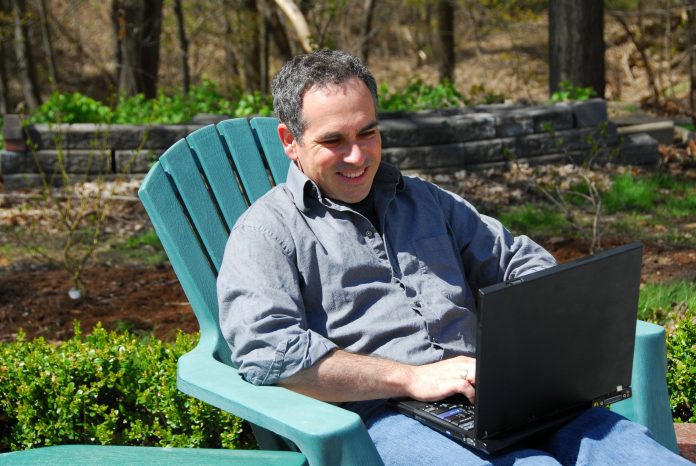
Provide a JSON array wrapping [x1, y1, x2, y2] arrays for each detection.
[[364, 406, 689, 465]]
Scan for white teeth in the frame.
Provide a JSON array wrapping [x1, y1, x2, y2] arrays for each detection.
[[342, 168, 366, 178]]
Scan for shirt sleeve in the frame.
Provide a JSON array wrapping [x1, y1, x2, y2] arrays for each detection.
[[217, 223, 338, 386], [432, 184, 557, 291]]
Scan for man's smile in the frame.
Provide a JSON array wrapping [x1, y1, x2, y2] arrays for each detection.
[[338, 167, 368, 180]]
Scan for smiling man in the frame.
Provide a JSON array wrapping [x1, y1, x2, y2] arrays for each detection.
[[217, 50, 688, 465]]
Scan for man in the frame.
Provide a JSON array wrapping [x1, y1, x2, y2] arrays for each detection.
[[217, 50, 687, 465]]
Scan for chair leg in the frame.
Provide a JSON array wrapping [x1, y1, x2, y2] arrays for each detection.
[[611, 320, 679, 453], [251, 422, 299, 452]]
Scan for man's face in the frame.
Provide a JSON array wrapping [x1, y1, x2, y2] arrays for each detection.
[[278, 78, 381, 204]]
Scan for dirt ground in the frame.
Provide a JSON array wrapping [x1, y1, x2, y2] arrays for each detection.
[[0, 225, 694, 344]]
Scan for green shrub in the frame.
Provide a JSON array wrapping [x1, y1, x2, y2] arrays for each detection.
[[664, 310, 696, 422], [378, 80, 469, 112], [0, 324, 249, 452], [639, 280, 696, 421], [550, 80, 596, 102], [29, 92, 112, 124]]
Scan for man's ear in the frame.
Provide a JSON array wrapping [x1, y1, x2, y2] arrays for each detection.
[[278, 123, 298, 161]]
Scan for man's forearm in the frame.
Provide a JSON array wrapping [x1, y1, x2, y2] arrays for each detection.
[[277, 349, 477, 403]]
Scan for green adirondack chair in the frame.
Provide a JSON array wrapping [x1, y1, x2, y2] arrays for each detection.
[[3, 116, 676, 465], [136, 115, 678, 460]]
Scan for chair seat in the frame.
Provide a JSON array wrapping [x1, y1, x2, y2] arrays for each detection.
[[0, 445, 307, 466]]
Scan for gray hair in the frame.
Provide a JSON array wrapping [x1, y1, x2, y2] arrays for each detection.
[[271, 49, 378, 142]]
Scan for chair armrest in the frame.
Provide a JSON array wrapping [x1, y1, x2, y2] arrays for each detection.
[[177, 345, 384, 466], [611, 320, 679, 453]]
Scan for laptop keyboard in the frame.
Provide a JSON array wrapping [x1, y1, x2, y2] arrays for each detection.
[[422, 399, 475, 431]]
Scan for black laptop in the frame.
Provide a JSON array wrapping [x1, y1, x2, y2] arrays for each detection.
[[388, 242, 643, 454]]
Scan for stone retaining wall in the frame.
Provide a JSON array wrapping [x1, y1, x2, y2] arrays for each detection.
[[0, 98, 659, 190]]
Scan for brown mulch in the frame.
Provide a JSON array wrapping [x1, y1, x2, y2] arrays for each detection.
[[0, 238, 693, 344]]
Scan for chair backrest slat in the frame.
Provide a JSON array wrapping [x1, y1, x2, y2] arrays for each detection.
[[138, 162, 227, 359], [217, 119, 273, 203], [250, 117, 290, 184], [187, 124, 249, 231], [159, 139, 229, 271]]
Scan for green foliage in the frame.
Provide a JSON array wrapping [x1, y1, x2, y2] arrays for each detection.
[[498, 204, 567, 236], [29, 92, 112, 124], [27, 81, 273, 126], [638, 280, 695, 421], [603, 173, 656, 213], [378, 80, 469, 112], [111, 230, 168, 266], [665, 311, 696, 422], [639, 281, 696, 323], [0, 325, 248, 452], [550, 80, 597, 102]]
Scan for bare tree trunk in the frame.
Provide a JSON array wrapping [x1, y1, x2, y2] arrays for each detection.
[[549, 1, 605, 98], [0, 0, 10, 113], [0, 40, 8, 114], [36, 0, 57, 88], [263, 3, 293, 63], [11, 0, 40, 110], [273, 0, 313, 52], [173, 0, 190, 94], [360, 0, 377, 65], [113, 0, 163, 99], [686, 1, 696, 120], [436, 0, 455, 82], [223, 7, 242, 91], [141, 0, 163, 99], [239, 0, 262, 92]]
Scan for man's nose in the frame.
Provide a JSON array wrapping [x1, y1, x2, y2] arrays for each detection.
[[344, 142, 366, 165]]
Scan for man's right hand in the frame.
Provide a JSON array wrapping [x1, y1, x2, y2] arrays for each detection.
[[404, 356, 477, 403], [278, 349, 477, 404]]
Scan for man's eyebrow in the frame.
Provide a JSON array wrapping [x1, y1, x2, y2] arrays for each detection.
[[315, 121, 379, 141], [359, 121, 379, 133]]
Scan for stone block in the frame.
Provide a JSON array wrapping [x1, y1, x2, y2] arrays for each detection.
[[115, 149, 164, 174], [1, 151, 32, 174], [494, 109, 534, 138], [570, 98, 609, 128], [384, 138, 511, 170], [26, 123, 202, 150], [615, 133, 659, 166], [381, 148, 426, 169], [379, 113, 496, 147], [29, 150, 112, 175], [529, 103, 574, 132], [2, 173, 46, 190], [617, 120, 674, 145]]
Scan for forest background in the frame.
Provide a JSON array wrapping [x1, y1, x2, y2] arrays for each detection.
[[2, 0, 696, 119]]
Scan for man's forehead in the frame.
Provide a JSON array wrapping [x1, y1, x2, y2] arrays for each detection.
[[303, 78, 365, 99]]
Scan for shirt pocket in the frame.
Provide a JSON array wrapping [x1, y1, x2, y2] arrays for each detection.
[[411, 234, 463, 286]]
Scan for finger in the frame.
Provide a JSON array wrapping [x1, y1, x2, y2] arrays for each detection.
[[461, 380, 476, 403]]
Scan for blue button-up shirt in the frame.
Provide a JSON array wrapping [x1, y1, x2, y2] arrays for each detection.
[[217, 162, 556, 387]]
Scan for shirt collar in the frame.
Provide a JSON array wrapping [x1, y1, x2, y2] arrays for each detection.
[[285, 161, 403, 213]]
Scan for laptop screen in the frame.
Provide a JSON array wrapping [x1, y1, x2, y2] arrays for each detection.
[[473, 242, 642, 439]]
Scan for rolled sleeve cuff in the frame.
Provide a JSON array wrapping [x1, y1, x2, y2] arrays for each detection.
[[238, 329, 339, 386]]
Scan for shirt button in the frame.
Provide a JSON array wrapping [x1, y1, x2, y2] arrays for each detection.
[[365, 229, 373, 237]]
